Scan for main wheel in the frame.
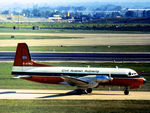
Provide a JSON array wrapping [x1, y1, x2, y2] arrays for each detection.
[[86, 88, 92, 93], [76, 89, 87, 95], [124, 89, 129, 95], [76, 89, 83, 95]]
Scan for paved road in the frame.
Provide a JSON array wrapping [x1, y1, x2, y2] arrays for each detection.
[[0, 52, 150, 62], [0, 89, 149, 100]]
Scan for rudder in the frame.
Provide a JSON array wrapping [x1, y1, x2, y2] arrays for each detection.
[[13, 43, 50, 67], [14, 43, 31, 66]]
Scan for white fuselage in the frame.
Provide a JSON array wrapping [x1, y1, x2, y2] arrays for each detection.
[[12, 66, 138, 77]]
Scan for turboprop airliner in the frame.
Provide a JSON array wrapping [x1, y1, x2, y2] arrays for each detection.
[[12, 43, 146, 95]]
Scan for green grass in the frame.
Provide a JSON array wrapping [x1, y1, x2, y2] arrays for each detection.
[[0, 22, 150, 32], [0, 28, 100, 33], [0, 28, 150, 34], [0, 62, 150, 113], [1, 45, 150, 52], [0, 63, 74, 89], [0, 62, 150, 90], [28, 45, 150, 52], [0, 35, 81, 39], [0, 100, 150, 113]]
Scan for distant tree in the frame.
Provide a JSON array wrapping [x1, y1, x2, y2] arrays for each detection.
[[40, 10, 51, 18], [93, 12, 105, 19], [74, 12, 83, 19], [22, 9, 32, 17], [12, 11, 20, 15], [32, 9, 41, 17], [125, 11, 135, 17], [146, 11, 150, 17], [142, 10, 147, 17], [58, 7, 72, 11], [111, 12, 121, 17], [96, 5, 122, 11], [73, 6, 86, 11], [1, 10, 10, 15], [113, 6, 122, 11]]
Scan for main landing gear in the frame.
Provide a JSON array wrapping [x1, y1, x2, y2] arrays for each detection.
[[75, 88, 93, 95], [124, 87, 129, 95], [75, 87, 130, 95]]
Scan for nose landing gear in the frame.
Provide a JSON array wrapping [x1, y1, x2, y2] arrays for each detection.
[[86, 88, 92, 93], [124, 87, 129, 95]]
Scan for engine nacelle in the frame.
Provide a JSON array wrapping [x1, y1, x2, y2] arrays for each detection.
[[87, 81, 99, 88], [96, 75, 113, 83]]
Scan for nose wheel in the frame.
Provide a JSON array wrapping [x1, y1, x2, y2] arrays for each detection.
[[86, 88, 92, 93], [124, 87, 129, 95]]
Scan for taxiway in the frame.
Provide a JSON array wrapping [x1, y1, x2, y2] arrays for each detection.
[[0, 52, 150, 62], [0, 89, 149, 100]]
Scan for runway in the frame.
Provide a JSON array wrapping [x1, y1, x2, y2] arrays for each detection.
[[0, 52, 150, 62], [0, 89, 149, 100], [0, 33, 150, 46]]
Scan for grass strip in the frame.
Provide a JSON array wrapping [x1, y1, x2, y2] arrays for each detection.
[[0, 100, 150, 113], [0, 45, 150, 52], [0, 28, 150, 34], [0, 35, 81, 40]]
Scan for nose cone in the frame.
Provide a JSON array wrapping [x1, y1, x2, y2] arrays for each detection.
[[143, 78, 147, 84]]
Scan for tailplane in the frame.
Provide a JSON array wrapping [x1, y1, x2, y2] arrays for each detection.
[[13, 43, 50, 67]]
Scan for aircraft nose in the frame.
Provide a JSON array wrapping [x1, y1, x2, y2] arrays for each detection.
[[143, 78, 147, 84]]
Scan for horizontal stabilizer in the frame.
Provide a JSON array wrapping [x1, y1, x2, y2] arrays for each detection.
[[13, 75, 32, 79]]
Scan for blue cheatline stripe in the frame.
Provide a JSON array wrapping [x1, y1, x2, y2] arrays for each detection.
[[96, 75, 109, 79]]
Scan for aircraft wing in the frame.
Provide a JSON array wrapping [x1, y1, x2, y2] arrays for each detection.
[[62, 75, 112, 88], [62, 76, 89, 87]]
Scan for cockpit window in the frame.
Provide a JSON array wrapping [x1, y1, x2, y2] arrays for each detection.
[[128, 72, 137, 76], [128, 72, 131, 76]]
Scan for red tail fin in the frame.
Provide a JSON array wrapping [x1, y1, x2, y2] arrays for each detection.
[[14, 43, 50, 67]]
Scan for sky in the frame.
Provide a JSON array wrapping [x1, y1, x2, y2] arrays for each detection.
[[0, 0, 149, 4], [0, 0, 149, 10]]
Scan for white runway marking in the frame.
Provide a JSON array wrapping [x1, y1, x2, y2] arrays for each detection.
[[0, 89, 149, 100]]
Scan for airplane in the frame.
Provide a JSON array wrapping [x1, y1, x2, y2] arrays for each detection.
[[11, 43, 146, 95]]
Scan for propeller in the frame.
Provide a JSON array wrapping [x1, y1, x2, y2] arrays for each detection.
[[108, 72, 112, 91]]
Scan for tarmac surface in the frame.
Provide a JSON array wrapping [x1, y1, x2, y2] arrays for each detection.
[[0, 89, 149, 100], [1, 52, 150, 62], [0, 33, 150, 46]]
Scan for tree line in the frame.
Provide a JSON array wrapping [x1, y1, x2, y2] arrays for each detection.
[[0, 22, 150, 32]]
